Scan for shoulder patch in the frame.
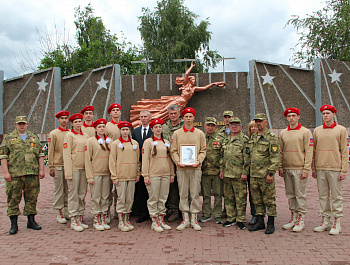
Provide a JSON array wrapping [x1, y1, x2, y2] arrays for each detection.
[[85, 145, 87, 151], [271, 144, 278, 153], [63, 143, 67, 149], [48, 137, 51, 143]]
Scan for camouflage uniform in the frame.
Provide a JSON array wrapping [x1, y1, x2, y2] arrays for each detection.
[[246, 128, 280, 217], [0, 129, 44, 216], [163, 118, 184, 212], [201, 129, 222, 219], [220, 131, 249, 222]]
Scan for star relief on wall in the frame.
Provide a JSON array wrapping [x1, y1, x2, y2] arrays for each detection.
[[328, 69, 342, 83], [261, 72, 275, 85], [96, 77, 109, 90], [37, 78, 48, 91]]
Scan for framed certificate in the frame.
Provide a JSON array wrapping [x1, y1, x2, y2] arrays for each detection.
[[180, 145, 197, 165]]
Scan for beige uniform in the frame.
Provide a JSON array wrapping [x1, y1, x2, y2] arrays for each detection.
[[170, 127, 206, 214], [85, 137, 110, 215], [142, 138, 175, 217], [63, 131, 89, 217], [48, 127, 69, 211], [312, 124, 348, 218], [109, 139, 140, 214], [280, 125, 313, 214], [81, 123, 95, 138], [106, 121, 120, 141]]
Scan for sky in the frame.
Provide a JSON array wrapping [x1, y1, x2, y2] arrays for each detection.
[[0, 0, 327, 79]]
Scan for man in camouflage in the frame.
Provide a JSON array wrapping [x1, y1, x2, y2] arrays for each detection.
[[246, 113, 280, 234], [217, 110, 234, 141], [163, 104, 184, 222], [0, 116, 45, 235], [200, 117, 223, 224], [220, 117, 249, 229]]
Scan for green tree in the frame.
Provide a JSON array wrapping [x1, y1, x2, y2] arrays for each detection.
[[39, 4, 143, 76], [287, 0, 350, 67], [138, 0, 221, 74]]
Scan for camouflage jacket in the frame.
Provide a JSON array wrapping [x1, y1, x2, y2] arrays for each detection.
[[0, 129, 44, 177], [216, 126, 230, 144], [162, 118, 184, 142], [245, 129, 280, 178], [220, 132, 249, 178], [202, 132, 222, 175]]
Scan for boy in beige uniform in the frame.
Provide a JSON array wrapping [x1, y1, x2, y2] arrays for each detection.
[[63, 113, 89, 232], [279, 108, 313, 232], [170, 107, 206, 231], [312, 105, 348, 235], [81, 105, 95, 137], [106, 103, 121, 141], [109, 121, 140, 232], [48, 111, 70, 224]]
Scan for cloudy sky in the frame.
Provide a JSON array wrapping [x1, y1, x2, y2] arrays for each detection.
[[0, 0, 326, 79]]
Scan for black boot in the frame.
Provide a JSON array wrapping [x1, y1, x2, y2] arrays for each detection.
[[9, 215, 18, 235], [27, 214, 42, 230], [249, 215, 265, 231], [265, 216, 275, 234]]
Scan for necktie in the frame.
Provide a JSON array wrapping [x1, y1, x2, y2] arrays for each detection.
[[143, 128, 147, 141]]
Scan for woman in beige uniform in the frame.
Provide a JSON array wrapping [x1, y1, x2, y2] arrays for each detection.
[[109, 121, 140, 232], [142, 119, 175, 232], [63, 113, 89, 232], [85, 118, 111, 231]]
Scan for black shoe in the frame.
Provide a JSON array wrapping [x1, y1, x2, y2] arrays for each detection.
[[136, 215, 149, 223], [223, 220, 236, 227], [249, 216, 257, 226], [9, 215, 18, 235], [249, 215, 265, 232], [265, 216, 275, 234], [237, 222, 246, 230], [27, 214, 42, 230]]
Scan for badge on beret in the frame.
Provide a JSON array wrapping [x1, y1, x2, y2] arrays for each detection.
[[63, 143, 67, 149], [271, 145, 278, 153]]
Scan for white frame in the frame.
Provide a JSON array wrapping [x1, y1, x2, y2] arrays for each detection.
[[180, 144, 197, 165]]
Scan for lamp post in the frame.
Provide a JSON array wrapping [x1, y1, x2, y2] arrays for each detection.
[[212, 57, 236, 73], [131, 58, 154, 75]]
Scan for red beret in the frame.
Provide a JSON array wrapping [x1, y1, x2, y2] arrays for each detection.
[[92, 118, 107, 128], [55, 111, 70, 118], [149, 119, 164, 128], [107, 103, 121, 114], [80, 105, 95, 114], [284, 107, 300, 117], [69, 113, 83, 122], [118, 121, 132, 129], [181, 107, 196, 117], [320, 105, 337, 114]]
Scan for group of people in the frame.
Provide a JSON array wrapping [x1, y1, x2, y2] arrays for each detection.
[[0, 102, 347, 236]]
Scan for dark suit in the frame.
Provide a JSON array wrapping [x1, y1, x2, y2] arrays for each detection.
[[132, 126, 153, 219]]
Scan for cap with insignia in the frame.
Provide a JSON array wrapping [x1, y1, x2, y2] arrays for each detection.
[[223, 111, 234, 117], [15, 116, 28, 124], [254, 113, 267, 120], [229, 117, 241, 124], [205, 117, 217, 125]]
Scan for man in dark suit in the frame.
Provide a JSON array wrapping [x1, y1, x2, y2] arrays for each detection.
[[132, 110, 153, 223]]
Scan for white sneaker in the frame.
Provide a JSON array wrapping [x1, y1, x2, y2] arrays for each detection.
[[314, 217, 331, 232], [158, 215, 171, 230], [93, 214, 104, 231], [124, 213, 134, 231], [190, 213, 201, 231], [176, 212, 190, 231], [79, 215, 89, 229], [292, 213, 305, 232], [101, 213, 111, 230], [118, 214, 130, 232], [56, 209, 67, 224], [151, 216, 164, 233], [329, 218, 341, 235], [70, 216, 83, 232], [282, 211, 297, 230]]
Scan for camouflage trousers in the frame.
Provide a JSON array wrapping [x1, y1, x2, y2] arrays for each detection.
[[6, 175, 40, 216], [250, 177, 277, 217], [201, 174, 223, 219], [224, 177, 247, 222]]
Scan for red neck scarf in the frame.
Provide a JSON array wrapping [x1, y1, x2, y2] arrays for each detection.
[[83, 121, 93, 128], [323, 121, 337, 129], [111, 120, 119, 125], [58, 126, 69, 131], [153, 137, 162, 141], [71, 129, 84, 135], [119, 136, 130, 143], [95, 135, 106, 140], [183, 125, 195, 132], [287, 123, 302, 131]]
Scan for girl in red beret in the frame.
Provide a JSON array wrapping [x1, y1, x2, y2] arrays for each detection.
[[142, 119, 175, 232], [63, 114, 89, 232], [85, 119, 111, 231], [109, 121, 140, 232]]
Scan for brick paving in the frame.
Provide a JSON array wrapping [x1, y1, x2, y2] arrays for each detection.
[[0, 167, 350, 265]]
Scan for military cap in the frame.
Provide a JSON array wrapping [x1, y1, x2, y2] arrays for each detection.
[[181, 107, 196, 117], [229, 117, 241, 124], [205, 117, 217, 125], [320, 104, 337, 114], [15, 116, 28, 124], [108, 103, 121, 114], [92, 118, 107, 128], [254, 113, 268, 120], [223, 111, 234, 117], [55, 111, 70, 118], [118, 121, 132, 129], [69, 113, 83, 122], [284, 107, 300, 117], [149, 119, 164, 128], [80, 105, 95, 114]]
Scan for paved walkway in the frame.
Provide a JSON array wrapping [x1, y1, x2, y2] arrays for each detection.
[[0, 167, 350, 265]]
